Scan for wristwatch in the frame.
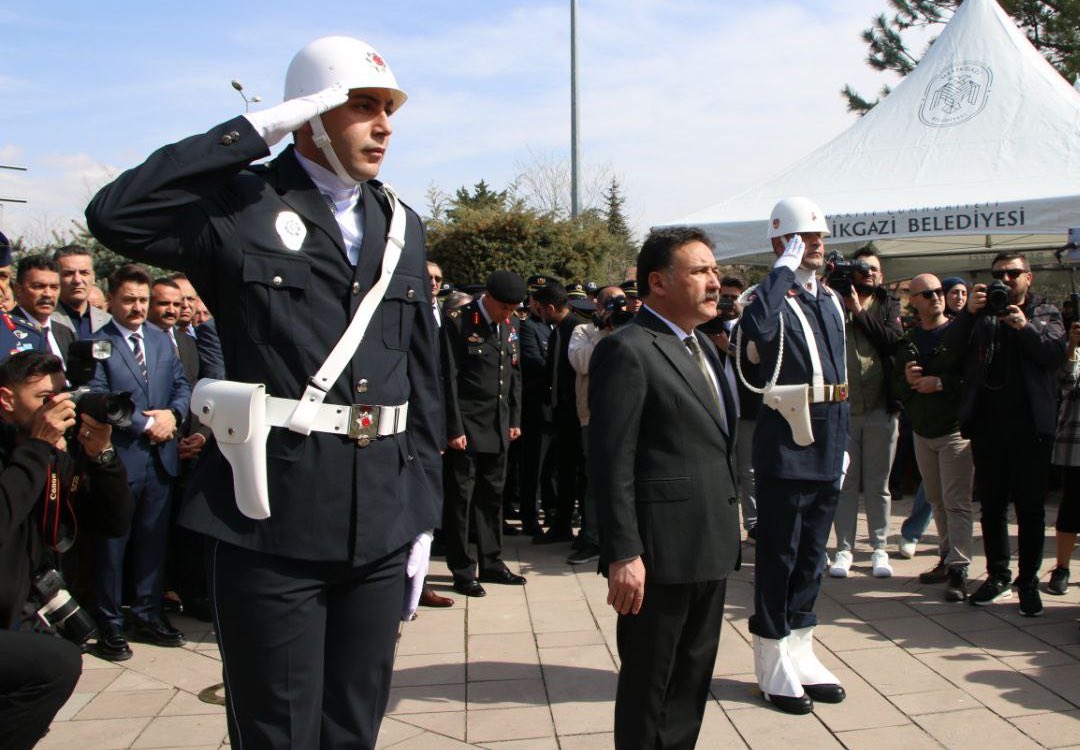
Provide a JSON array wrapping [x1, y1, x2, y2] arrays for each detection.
[[90, 444, 116, 465]]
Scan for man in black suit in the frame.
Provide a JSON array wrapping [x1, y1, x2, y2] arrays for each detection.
[[590, 227, 740, 749], [85, 36, 443, 749], [441, 270, 526, 597], [12, 255, 74, 365], [515, 275, 556, 536], [533, 281, 590, 544]]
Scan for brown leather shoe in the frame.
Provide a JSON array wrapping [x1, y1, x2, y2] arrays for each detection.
[[420, 586, 455, 607]]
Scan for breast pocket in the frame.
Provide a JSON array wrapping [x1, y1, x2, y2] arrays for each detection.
[[382, 275, 424, 351], [241, 252, 312, 345]]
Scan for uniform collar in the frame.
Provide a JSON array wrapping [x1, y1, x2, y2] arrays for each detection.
[[794, 267, 818, 296]]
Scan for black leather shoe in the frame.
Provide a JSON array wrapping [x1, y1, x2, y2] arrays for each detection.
[[764, 691, 813, 715], [803, 683, 845, 703], [453, 579, 487, 597], [94, 623, 133, 662], [129, 615, 186, 647], [479, 566, 527, 585]]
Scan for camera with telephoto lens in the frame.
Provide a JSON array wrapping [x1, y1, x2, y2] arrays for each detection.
[[61, 340, 135, 438], [30, 567, 97, 644], [984, 280, 1013, 317], [824, 251, 872, 297]]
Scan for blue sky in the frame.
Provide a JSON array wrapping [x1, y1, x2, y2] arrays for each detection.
[[1, 0, 910, 245]]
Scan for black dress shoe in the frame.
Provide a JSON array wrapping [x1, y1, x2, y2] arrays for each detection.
[[479, 566, 527, 585], [521, 521, 544, 537], [453, 579, 487, 597], [94, 623, 133, 662], [129, 615, 186, 647], [764, 691, 813, 715], [804, 684, 845, 703]]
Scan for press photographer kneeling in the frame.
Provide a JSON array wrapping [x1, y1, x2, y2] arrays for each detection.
[[0, 351, 133, 750]]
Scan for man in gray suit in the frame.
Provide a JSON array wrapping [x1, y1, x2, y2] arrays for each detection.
[[51, 245, 111, 338], [590, 226, 740, 749]]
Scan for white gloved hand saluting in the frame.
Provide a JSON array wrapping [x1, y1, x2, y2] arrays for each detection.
[[772, 234, 806, 272], [243, 84, 349, 148], [402, 529, 434, 621]]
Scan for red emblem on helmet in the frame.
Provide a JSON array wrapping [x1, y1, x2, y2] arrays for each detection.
[[772, 218, 780, 229], [366, 52, 386, 71]]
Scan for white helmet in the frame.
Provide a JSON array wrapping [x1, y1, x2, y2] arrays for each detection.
[[767, 197, 831, 239], [284, 36, 407, 186], [285, 36, 407, 109]]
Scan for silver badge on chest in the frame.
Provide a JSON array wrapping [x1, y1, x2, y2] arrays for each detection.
[[275, 211, 307, 252]]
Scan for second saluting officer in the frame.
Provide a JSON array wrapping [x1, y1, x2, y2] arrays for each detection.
[[738, 197, 850, 715], [442, 271, 526, 597]]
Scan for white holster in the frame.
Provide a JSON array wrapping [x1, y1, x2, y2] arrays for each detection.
[[762, 383, 814, 447], [193, 379, 272, 519]]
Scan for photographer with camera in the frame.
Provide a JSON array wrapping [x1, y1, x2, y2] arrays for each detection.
[[827, 247, 903, 579], [565, 285, 630, 565], [0, 350, 132, 750], [949, 252, 1066, 615]]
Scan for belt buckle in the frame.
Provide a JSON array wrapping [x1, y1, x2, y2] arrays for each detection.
[[835, 384, 848, 402], [348, 404, 381, 447]]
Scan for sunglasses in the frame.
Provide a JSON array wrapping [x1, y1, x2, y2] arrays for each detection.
[[991, 268, 1026, 280], [915, 288, 944, 300]]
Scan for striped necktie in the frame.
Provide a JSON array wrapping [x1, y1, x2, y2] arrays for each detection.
[[131, 332, 149, 382], [685, 335, 726, 427]]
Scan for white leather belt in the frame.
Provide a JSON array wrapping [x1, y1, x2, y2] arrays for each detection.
[[266, 397, 408, 447]]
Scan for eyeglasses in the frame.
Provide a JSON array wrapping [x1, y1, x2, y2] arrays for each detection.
[[915, 288, 944, 300], [431, 276, 443, 283], [991, 268, 1026, 280]]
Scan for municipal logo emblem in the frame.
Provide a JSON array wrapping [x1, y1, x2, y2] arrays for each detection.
[[274, 211, 307, 251], [919, 62, 992, 127]]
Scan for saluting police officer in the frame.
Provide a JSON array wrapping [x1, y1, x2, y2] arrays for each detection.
[[0, 234, 44, 361], [85, 36, 443, 749], [442, 270, 526, 597], [739, 197, 850, 715]]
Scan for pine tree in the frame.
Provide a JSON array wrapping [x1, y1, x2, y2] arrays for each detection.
[[603, 176, 633, 246], [844, 0, 1080, 114]]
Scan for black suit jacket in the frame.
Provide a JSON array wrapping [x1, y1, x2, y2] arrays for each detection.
[[545, 310, 591, 414], [588, 308, 740, 584], [85, 117, 443, 565], [50, 320, 74, 364]]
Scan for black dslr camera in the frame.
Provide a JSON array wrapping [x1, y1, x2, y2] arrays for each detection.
[[596, 295, 634, 329], [984, 280, 1012, 317], [30, 567, 97, 644], [824, 250, 872, 297], [64, 340, 134, 433]]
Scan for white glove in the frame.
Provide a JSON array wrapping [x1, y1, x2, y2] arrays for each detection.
[[402, 529, 433, 621], [773, 234, 806, 272], [242, 84, 349, 148]]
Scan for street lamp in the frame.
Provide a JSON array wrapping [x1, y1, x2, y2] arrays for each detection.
[[231, 80, 263, 112]]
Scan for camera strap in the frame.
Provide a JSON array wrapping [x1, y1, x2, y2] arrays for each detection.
[[40, 455, 79, 553]]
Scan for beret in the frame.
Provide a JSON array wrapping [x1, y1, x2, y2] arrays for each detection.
[[485, 270, 528, 304]]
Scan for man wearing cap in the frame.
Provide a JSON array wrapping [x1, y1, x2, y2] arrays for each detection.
[[620, 279, 643, 314], [0, 233, 45, 362], [739, 197, 849, 715], [441, 270, 526, 596], [85, 36, 443, 749]]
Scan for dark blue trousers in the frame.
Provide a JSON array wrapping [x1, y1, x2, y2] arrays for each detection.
[[95, 453, 172, 627], [749, 476, 839, 639]]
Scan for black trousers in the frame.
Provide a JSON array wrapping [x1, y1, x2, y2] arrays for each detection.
[[0, 630, 81, 750], [614, 578, 727, 750], [207, 539, 407, 750], [443, 449, 507, 580], [971, 433, 1051, 584], [750, 476, 839, 640], [518, 405, 555, 524], [551, 408, 584, 531]]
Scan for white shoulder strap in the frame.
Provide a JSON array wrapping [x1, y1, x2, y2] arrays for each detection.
[[785, 296, 825, 402], [286, 185, 407, 435]]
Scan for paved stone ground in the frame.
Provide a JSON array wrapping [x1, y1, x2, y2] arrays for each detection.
[[43, 503, 1080, 749]]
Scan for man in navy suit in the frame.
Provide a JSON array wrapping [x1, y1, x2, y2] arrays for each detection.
[[90, 264, 191, 661]]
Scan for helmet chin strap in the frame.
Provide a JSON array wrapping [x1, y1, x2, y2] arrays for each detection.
[[309, 114, 360, 187]]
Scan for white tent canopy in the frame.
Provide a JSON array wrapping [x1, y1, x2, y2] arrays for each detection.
[[665, 0, 1080, 280]]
